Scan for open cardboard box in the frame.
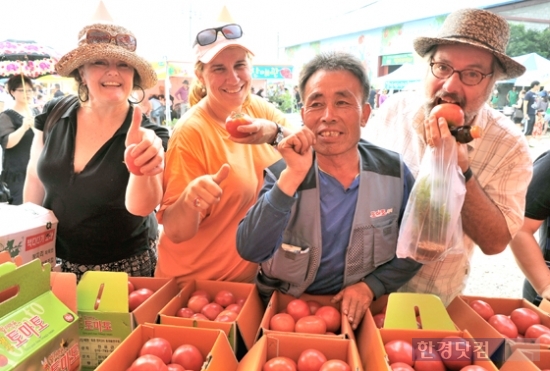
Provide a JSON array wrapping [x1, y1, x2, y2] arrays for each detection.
[[158, 279, 264, 358], [500, 348, 550, 370], [0, 260, 80, 370], [96, 323, 238, 371], [0, 202, 57, 266], [77, 272, 179, 370], [448, 295, 550, 364], [237, 331, 363, 371], [258, 291, 354, 341]]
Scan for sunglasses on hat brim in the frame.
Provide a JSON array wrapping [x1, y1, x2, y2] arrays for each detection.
[[80, 29, 137, 52], [194, 24, 243, 47]]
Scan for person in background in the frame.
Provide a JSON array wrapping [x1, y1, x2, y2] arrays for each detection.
[[24, 18, 169, 280], [524, 80, 541, 136], [512, 89, 526, 125], [175, 79, 190, 116], [293, 85, 302, 110], [490, 88, 499, 108], [155, 20, 293, 286], [506, 85, 518, 107], [378, 89, 388, 107], [364, 8, 532, 305], [53, 83, 64, 98], [237, 52, 421, 329], [510, 150, 550, 306], [0, 75, 39, 204], [368, 85, 376, 108]]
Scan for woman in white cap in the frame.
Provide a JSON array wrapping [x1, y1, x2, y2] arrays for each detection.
[[156, 22, 295, 285], [24, 22, 169, 280]]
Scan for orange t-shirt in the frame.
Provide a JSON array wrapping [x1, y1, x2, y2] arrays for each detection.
[[156, 95, 289, 286]]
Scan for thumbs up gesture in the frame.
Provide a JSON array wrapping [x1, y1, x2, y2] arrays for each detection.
[[124, 106, 164, 176], [184, 164, 230, 211]]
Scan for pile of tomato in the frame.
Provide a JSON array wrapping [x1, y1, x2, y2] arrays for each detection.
[[263, 348, 351, 371], [175, 289, 245, 322], [128, 280, 155, 312], [127, 337, 203, 371], [269, 299, 341, 335]]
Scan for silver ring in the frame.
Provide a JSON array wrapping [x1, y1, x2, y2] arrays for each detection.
[[194, 197, 201, 208]]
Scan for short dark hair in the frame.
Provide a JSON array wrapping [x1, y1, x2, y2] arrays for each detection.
[[7, 75, 33, 98], [299, 52, 370, 104], [530, 81, 540, 89]]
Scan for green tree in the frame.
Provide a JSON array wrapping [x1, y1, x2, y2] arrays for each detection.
[[507, 24, 550, 59]]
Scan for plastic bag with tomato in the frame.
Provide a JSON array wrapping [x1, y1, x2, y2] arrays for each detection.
[[396, 140, 466, 263]]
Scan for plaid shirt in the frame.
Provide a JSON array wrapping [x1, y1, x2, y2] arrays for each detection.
[[365, 92, 533, 305]]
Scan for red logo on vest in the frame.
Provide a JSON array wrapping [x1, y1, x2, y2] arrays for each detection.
[[370, 208, 393, 218], [25, 231, 55, 251]]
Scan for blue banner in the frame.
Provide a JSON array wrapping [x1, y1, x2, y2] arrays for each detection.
[[252, 66, 293, 80]]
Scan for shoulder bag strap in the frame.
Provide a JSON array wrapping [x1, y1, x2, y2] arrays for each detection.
[[43, 95, 79, 143]]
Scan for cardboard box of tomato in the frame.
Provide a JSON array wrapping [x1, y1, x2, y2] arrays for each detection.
[[77, 271, 179, 370], [157, 279, 264, 359], [0, 260, 80, 371], [257, 291, 355, 342], [237, 331, 363, 371], [500, 348, 550, 371], [96, 323, 238, 371]]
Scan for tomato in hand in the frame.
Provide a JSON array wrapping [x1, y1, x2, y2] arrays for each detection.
[[431, 103, 464, 126], [270, 313, 295, 332], [319, 359, 351, 371], [287, 299, 311, 322], [129, 288, 154, 312], [139, 337, 173, 365], [384, 340, 414, 366], [171, 344, 204, 371], [226, 112, 253, 138], [129, 354, 168, 371], [263, 356, 297, 371], [297, 349, 327, 371], [510, 307, 541, 335], [469, 300, 494, 321], [315, 306, 341, 333], [488, 314, 518, 338], [295, 315, 327, 335]]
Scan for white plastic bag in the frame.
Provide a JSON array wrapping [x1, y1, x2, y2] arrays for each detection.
[[396, 141, 467, 263]]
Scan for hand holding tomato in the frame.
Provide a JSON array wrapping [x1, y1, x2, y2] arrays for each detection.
[[124, 106, 164, 176], [226, 112, 283, 145], [331, 281, 374, 330], [182, 164, 230, 211], [226, 111, 253, 138]]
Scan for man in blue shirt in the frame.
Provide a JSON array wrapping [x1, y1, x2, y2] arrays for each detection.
[[236, 52, 421, 329]]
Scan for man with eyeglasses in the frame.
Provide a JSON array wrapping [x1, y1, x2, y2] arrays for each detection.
[[364, 8, 532, 306]]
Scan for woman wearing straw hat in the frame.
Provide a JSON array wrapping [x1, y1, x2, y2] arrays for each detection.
[[155, 20, 294, 285], [0, 75, 39, 204], [24, 21, 169, 280]]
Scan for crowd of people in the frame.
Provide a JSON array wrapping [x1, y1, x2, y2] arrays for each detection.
[[1, 4, 550, 329]]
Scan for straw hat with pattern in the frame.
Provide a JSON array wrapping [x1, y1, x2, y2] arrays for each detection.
[[413, 8, 526, 80], [55, 22, 157, 90]]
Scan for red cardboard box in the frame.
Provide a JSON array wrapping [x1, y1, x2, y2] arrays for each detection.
[[258, 291, 354, 341], [237, 332, 363, 371], [96, 323, 238, 371], [158, 279, 264, 356], [77, 272, 179, 370]]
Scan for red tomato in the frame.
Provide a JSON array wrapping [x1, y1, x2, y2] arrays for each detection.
[[525, 324, 550, 339], [129, 288, 154, 312], [263, 356, 297, 371], [510, 307, 541, 335], [187, 295, 209, 314], [167, 365, 185, 371], [124, 144, 143, 175], [201, 302, 224, 320], [190, 313, 209, 321], [459, 367, 488, 371], [128, 280, 135, 294], [190, 290, 210, 301], [373, 313, 385, 329], [171, 344, 203, 371], [413, 348, 445, 371], [235, 297, 246, 306], [307, 300, 322, 315], [384, 340, 414, 366], [225, 303, 242, 314], [225, 112, 253, 138], [215, 310, 238, 322], [297, 348, 327, 371], [318, 359, 351, 371], [129, 354, 168, 371], [140, 337, 173, 365], [430, 103, 464, 126], [437, 336, 473, 370], [469, 300, 494, 321], [270, 313, 295, 332], [538, 333, 550, 344], [315, 306, 341, 333], [214, 290, 235, 307], [389, 362, 414, 371], [488, 314, 518, 338], [287, 299, 311, 322], [295, 315, 327, 335], [176, 307, 194, 318]]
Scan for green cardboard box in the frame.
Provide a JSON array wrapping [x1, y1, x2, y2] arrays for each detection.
[[77, 271, 178, 370], [0, 260, 80, 371]]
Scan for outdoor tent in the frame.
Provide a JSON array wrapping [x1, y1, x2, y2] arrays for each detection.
[[374, 63, 426, 91], [498, 53, 550, 87]]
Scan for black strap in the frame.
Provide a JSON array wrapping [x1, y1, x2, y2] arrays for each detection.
[[43, 95, 79, 143]]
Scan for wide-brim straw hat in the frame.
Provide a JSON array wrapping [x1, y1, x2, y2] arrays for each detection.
[[413, 8, 526, 80], [56, 23, 157, 89]]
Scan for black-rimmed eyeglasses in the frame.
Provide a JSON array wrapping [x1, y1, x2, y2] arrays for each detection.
[[430, 62, 493, 86], [194, 24, 243, 47]]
